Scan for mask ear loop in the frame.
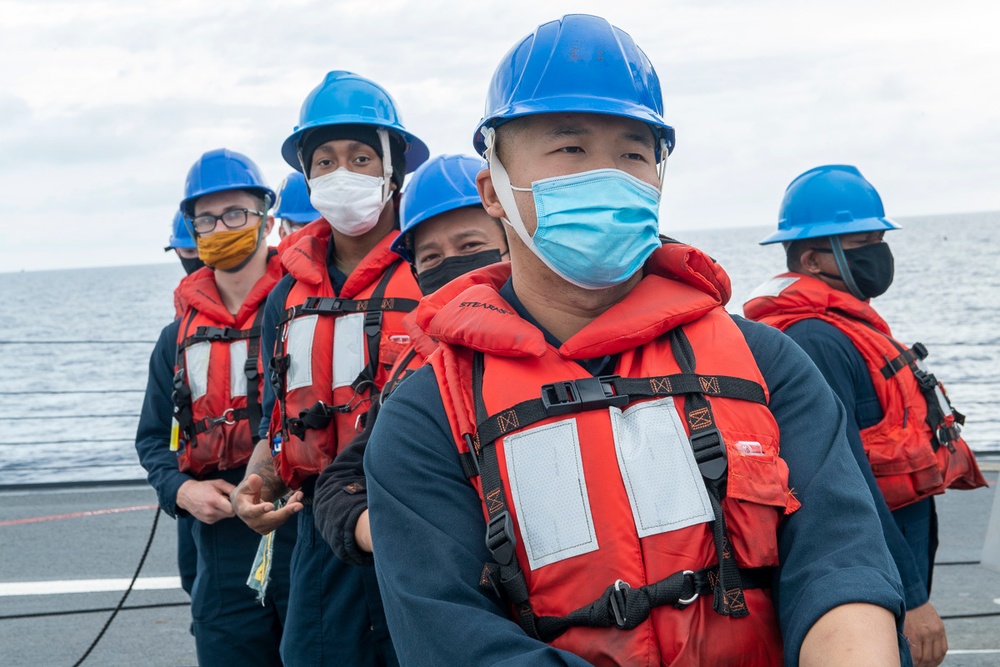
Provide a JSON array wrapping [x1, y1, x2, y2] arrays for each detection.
[[377, 128, 393, 203], [829, 235, 866, 300], [482, 127, 534, 250], [657, 138, 669, 188]]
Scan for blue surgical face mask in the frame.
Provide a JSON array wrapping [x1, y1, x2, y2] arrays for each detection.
[[483, 129, 663, 289]]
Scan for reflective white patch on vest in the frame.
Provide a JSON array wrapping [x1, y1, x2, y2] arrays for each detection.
[[746, 276, 799, 301], [229, 340, 248, 398], [286, 314, 318, 391], [503, 419, 598, 571], [611, 397, 715, 538], [184, 341, 211, 402], [333, 313, 365, 389]]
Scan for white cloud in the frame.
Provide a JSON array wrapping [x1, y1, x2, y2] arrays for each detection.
[[1, 0, 998, 271]]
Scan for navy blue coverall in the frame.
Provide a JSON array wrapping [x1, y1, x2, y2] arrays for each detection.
[[136, 318, 296, 667], [258, 240, 397, 667]]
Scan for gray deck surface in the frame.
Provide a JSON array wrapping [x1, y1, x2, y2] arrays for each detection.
[[2, 470, 998, 666]]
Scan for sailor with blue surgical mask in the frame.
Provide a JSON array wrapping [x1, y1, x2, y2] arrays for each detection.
[[363, 14, 909, 666]]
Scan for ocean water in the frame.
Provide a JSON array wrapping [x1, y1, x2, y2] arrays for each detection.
[[0, 213, 997, 485]]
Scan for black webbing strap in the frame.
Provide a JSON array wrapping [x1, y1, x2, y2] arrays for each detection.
[[668, 327, 747, 618], [191, 407, 249, 434], [880, 348, 921, 380], [172, 310, 200, 443], [380, 346, 419, 404], [179, 323, 261, 348], [474, 373, 765, 450], [506, 565, 772, 643], [351, 261, 402, 393], [244, 308, 266, 440], [276, 268, 419, 327], [470, 352, 542, 639], [845, 311, 964, 452]]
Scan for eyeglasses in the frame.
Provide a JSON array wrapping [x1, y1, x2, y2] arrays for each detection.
[[190, 208, 264, 234]]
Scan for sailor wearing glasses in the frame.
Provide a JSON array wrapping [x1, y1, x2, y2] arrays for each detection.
[[135, 148, 295, 666]]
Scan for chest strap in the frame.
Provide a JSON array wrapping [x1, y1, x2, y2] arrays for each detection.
[[276, 261, 419, 441], [844, 312, 964, 452], [172, 308, 267, 444], [465, 327, 766, 641]]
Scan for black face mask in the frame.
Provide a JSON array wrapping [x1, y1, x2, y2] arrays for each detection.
[[815, 240, 894, 300], [416, 249, 503, 295], [179, 255, 206, 275]]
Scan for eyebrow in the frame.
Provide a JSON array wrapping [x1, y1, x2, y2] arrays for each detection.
[[313, 141, 376, 156], [541, 125, 655, 149], [623, 131, 655, 149], [542, 126, 590, 141], [414, 229, 488, 254]]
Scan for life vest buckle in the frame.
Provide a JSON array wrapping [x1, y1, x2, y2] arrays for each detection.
[[540, 375, 629, 417], [676, 570, 700, 607], [363, 310, 383, 337], [690, 427, 728, 481], [485, 511, 516, 566], [610, 579, 631, 629]]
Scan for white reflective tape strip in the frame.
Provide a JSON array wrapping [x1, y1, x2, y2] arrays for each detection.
[[746, 276, 799, 301], [286, 315, 318, 391], [333, 313, 365, 389], [611, 397, 715, 538], [185, 341, 211, 401], [504, 419, 598, 571], [229, 340, 248, 398]]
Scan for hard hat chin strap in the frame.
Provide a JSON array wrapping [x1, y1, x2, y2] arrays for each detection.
[[829, 235, 866, 300], [482, 128, 535, 250]]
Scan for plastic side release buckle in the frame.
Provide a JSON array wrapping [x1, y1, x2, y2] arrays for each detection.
[[363, 310, 383, 337], [485, 511, 516, 566], [690, 428, 728, 480], [540, 375, 628, 417]]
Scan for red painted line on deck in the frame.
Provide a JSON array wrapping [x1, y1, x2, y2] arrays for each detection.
[[0, 504, 157, 526]]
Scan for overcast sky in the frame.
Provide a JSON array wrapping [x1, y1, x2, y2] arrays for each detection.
[[2, 0, 998, 273]]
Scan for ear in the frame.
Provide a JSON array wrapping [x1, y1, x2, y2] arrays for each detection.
[[476, 168, 505, 220], [263, 215, 275, 237], [798, 247, 824, 276]]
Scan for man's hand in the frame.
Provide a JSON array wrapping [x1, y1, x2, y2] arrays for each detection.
[[176, 479, 236, 524], [354, 509, 373, 553], [905, 602, 947, 667], [231, 473, 304, 535]]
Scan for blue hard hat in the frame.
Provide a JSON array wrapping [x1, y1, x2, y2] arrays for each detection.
[[167, 209, 196, 249], [760, 165, 902, 245], [473, 14, 675, 158], [281, 70, 429, 174], [391, 154, 487, 263], [180, 148, 276, 217], [274, 172, 320, 224]]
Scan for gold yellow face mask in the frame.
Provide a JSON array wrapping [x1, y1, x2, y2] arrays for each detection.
[[195, 222, 262, 271]]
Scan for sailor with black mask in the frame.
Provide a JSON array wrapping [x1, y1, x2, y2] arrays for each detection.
[[810, 232, 895, 300], [745, 164, 988, 667], [393, 154, 509, 295], [310, 154, 508, 580]]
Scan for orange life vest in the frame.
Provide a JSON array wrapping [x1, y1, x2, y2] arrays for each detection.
[[172, 252, 284, 476], [416, 246, 797, 666], [268, 221, 421, 489], [744, 272, 987, 510]]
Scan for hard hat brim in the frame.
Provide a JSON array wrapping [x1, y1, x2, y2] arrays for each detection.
[[759, 216, 902, 245]]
